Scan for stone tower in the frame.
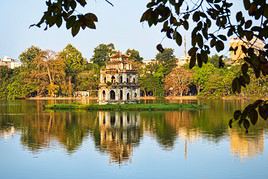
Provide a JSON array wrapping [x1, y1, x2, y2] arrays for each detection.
[[98, 52, 140, 104]]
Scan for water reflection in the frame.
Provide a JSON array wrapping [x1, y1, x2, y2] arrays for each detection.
[[0, 100, 267, 163], [230, 129, 264, 159], [97, 112, 141, 163]]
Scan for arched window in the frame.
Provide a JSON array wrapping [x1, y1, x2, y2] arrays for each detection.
[[120, 76, 123, 83], [133, 78, 136, 83], [102, 90, 106, 100], [127, 93, 130, 100], [110, 90, 116, 100], [111, 76, 115, 83], [120, 90, 123, 100], [104, 77, 106, 83], [127, 78, 129, 83], [134, 93, 137, 98]]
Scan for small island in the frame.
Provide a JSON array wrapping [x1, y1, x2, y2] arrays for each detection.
[[45, 103, 203, 111], [45, 52, 203, 111]]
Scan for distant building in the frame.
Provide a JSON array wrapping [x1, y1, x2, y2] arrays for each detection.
[[229, 37, 265, 63], [74, 91, 90, 97], [98, 52, 140, 104], [177, 56, 190, 67], [0, 56, 21, 69]]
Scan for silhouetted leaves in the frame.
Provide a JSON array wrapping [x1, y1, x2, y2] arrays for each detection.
[[32, 0, 99, 36], [156, 44, 164, 53], [248, 109, 258, 125], [230, 100, 268, 132], [233, 110, 241, 120]]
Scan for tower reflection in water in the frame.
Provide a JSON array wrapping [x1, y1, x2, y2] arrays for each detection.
[[96, 111, 141, 164]]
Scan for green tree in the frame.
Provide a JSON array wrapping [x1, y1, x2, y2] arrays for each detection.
[[90, 43, 115, 66], [19, 46, 41, 66], [192, 63, 216, 93], [139, 62, 164, 97], [76, 63, 100, 94], [59, 44, 86, 96], [126, 49, 143, 62], [155, 48, 177, 76], [209, 54, 224, 68]]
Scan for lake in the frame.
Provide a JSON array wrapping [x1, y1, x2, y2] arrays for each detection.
[[0, 100, 268, 179]]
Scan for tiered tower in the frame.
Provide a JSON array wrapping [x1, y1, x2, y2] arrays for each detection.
[[98, 52, 140, 104]]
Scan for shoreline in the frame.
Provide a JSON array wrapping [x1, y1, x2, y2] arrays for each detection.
[[25, 96, 267, 101]]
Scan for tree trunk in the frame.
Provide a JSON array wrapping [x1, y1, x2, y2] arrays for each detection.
[[68, 76, 72, 97]]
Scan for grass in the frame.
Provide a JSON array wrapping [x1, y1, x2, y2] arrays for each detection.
[[45, 103, 204, 111]]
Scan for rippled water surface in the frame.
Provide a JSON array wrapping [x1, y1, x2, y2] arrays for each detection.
[[0, 100, 268, 179]]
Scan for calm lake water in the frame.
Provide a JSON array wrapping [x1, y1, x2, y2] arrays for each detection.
[[0, 100, 268, 179]]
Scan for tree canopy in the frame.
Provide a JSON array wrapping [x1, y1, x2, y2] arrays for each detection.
[[90, 43, 115, 66]]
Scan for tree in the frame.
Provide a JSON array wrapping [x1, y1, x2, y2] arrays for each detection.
[[31, 50, 65, 97], [155, 48, 177, 76], [76, 63, 100, 93], [59, 44, 86, 96], [164, 67, 192, 96], [90, 43, 115, 66], [126, 49, 143, 62], [140, 0, 268, 130], [209, 54, 225, 68], [19, 46, 41, 66], [192, 63, 216, 93], [139, 62, 164, 97]]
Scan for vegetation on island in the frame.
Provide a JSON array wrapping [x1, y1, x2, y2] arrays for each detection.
[[45, 103, 204, 111]]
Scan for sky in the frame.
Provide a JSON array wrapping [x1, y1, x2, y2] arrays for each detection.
[[0, 0, 240, 61]]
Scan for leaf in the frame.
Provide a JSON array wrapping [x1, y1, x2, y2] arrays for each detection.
[[218, 35, 227, 41], [248, 109, 258, 125], [156, 44, 164, 53], [196, 33, 203, 48], [197, 53, 202, 67], [243, 119, 250, 130], [85, 13, 98, 22], [215, 40, 224, 52], [243, 0, 251, 10], [183, 21, 189, 30], [229, 119, 233, 128], [259, 105, 268, 120], [56, 16, 62, 28], [66, 16, 76, 29], [192, 11, 200, 22], [233, 110, 241, 120], [232, 77, 240, 93], [174, 32, 182, 46], [245, 20, 252, 29], [236, 11, 243, 22], [243, 73, 250, 84], [189, 55, 196, 69], [241, 63, 248, 75], [71, 21, 80, 37], [252, 100, 264, 108]]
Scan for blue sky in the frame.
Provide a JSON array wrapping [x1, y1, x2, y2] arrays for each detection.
[[0, 0, 186, 60], [0, 0, 240, 61]]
